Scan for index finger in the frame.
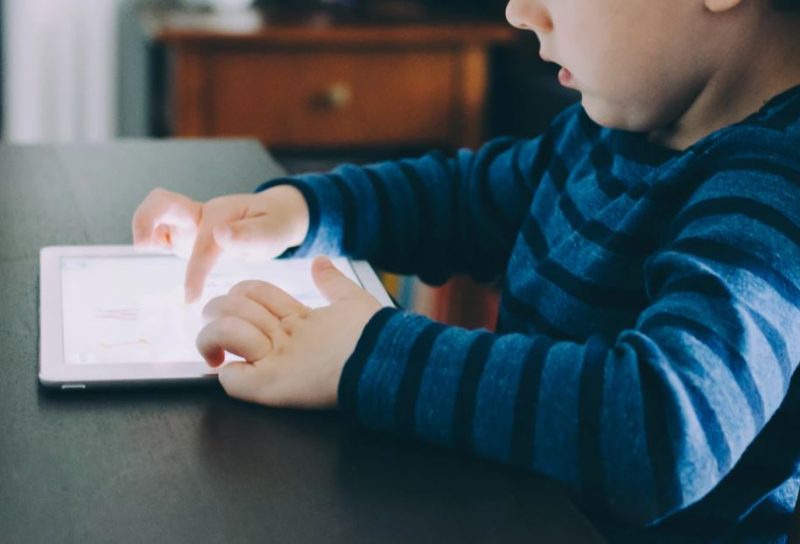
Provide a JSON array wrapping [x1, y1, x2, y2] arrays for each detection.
[[184, 225, 221, 303]]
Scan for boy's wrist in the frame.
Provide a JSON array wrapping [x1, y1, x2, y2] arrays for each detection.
[[337, 306, 401, 416], [272, 184, 311, 248], [255, 177, 321, 257]]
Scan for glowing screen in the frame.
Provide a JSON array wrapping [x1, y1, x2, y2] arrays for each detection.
[[60, 256, 358, 365]]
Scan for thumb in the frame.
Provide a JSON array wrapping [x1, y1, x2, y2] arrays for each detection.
[[217, 361, 260, 402], [311, 256, 363, 303]]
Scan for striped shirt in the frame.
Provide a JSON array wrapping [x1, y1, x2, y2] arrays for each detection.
[[257, 84, 800, 543]]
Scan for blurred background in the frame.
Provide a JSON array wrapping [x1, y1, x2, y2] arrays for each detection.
[[0, 0, 578, 327]]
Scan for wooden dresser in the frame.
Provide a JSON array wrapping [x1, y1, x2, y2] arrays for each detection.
[[142, 6, 517, 329], [143, 7, 516, 150]]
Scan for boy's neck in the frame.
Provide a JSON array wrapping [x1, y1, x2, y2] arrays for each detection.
[[648, 16, 800, 151]]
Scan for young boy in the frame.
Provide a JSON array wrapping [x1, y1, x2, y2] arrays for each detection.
[[132, 0, 800, 541]]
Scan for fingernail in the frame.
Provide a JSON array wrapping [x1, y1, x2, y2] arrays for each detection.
[[185, 286, 198, 303]]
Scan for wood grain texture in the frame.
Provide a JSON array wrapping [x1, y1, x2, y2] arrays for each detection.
[[172, 45, 210, 136], [142, 8, 517, 46], [454, 45, 488, 149], [206, 48, 456, 147], [149, 8, 517, 150]]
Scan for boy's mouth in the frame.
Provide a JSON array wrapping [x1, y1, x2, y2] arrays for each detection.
[[558, 67, 575, 88]]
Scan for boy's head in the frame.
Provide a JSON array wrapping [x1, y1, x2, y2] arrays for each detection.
[[506, 0, 800, 147]]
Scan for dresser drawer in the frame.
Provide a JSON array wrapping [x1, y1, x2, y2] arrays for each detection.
[[204, 49, 457, 147]]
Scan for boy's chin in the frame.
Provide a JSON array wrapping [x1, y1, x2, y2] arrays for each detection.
[[581, 96, 655, 133]]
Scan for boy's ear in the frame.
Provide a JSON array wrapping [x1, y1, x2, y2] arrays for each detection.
[[704, 0, 744, 13]]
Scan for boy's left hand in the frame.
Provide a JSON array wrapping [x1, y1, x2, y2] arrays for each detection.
[[196, 256, 384, 408]]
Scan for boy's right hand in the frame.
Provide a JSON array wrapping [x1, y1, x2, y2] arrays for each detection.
[[131, 185, 310, 303]]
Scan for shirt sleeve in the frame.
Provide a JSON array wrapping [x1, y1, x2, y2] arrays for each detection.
[[336, 151, 800, 526], [255, 136, 550, 285]]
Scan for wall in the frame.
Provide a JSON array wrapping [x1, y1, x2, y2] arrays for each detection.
[[116, 0, 154, 138], [0, 1, 4, 139], [3, 0, 119, 142]]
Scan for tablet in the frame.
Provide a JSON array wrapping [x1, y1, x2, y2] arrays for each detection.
[[39, 246, 394, 390]]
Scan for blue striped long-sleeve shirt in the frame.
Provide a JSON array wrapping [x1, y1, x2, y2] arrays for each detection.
[[256, 84, 800, 543]]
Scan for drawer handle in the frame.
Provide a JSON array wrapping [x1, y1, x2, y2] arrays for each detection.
[[323, 82, 353, 110]]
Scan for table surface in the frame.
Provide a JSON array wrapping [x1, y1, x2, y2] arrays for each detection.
[[0, 140, 604, 543]]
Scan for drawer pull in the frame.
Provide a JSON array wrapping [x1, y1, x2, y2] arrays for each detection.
[[323, 82, 353, 109]]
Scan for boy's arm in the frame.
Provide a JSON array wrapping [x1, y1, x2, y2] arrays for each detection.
[[256, 135, 549, 285], [337, 151, 800, 526]]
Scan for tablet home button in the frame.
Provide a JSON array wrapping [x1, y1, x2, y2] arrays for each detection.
[[61, 384, 86, 390]]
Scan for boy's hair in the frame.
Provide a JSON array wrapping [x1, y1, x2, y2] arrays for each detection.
[[774, 0, 800, 10]]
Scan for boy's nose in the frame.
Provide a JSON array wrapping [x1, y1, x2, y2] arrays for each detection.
[[505, 0, 553, 34]]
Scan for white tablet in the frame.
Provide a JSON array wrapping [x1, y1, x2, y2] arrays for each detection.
[[39, 246, 394, 390]]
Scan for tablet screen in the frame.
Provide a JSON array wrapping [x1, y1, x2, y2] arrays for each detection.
[[60, 256, 358, 365]]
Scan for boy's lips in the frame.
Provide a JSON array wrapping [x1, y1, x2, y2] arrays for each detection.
[[538, 49, 577, 89]]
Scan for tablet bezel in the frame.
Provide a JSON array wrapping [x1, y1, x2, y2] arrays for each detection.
[[39, 246, 394, 390]]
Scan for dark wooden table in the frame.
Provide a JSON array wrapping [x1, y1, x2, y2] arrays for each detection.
[[0, 140, 604, 543]]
